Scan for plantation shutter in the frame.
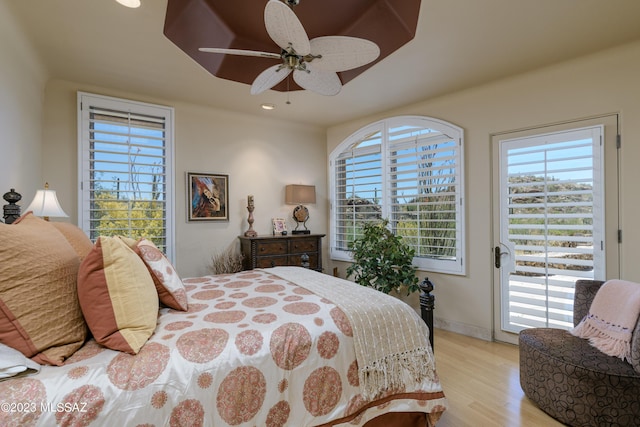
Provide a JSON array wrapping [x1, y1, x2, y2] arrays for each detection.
[[333, 130, 382, 251], [78, 93, 175, 260], [388, 124, 462, 272], [500, 126, 604, 331], [330, 116, 465, 275]]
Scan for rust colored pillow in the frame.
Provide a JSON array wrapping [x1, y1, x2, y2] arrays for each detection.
[[124, 238, 188, 311], [0, 213, 87, 365], [77, 236, 158, 354], [51, 222, 93, 261]]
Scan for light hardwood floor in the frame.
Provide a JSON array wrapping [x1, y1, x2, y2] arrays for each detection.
[[432, 329, 565, 427]]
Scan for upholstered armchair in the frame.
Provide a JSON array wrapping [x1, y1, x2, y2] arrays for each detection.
[[519, 279, 640, 426]]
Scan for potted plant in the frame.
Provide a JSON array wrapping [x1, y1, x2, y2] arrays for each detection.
[[346, 218, 419, 295]]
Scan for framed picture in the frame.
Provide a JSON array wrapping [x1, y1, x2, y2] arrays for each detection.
[[272, 217, 287, 235], [187, 172, 229, 221]]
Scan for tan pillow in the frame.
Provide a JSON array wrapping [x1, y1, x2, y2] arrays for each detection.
[[0, 213, 87, 365], [77, 236, 158, 354], [51, 222, 93, 261], [122, 237, 188, 311]]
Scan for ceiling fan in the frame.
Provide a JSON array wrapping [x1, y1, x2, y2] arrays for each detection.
[[198, 0, 380, 96]]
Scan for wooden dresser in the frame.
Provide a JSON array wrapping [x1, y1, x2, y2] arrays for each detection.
[[238, 234, 324, 272]]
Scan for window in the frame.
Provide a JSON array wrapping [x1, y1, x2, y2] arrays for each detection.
[[330, 116, 465, 274], [78, 92, 175, 261]]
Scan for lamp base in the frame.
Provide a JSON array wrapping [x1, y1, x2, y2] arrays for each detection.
[[292, 230, 310, 235]]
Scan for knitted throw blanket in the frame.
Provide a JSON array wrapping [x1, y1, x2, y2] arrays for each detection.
[[269, 267, 437, 401], [571, 279, 640, 361]]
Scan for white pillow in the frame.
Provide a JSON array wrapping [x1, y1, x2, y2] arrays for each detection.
[[0, 343, 40, 380]]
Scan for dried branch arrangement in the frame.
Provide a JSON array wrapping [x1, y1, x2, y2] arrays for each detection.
[[210, 245, 244, 275]]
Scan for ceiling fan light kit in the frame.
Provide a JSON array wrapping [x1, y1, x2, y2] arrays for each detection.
[[164, 0, 421, 95], [115, 0, 141, 8]]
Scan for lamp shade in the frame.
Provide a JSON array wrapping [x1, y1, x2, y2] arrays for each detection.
[[285, 185, 316, 205], [25, 184, 68, 220]]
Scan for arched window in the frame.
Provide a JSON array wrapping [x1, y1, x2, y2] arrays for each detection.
[[329, 116, 465, 275]]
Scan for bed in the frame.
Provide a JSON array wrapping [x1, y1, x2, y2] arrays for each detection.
[[0, 192, 447, 426]]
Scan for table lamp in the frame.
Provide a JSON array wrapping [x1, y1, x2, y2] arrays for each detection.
[[285, 184, 316, 234], [25, 183, 68, 221]]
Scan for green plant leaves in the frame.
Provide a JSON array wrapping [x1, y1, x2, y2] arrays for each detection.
[[346, 219, 419, 295]]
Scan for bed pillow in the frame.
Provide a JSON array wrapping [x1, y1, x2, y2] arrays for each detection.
[[77, 236, 159, 354], [51, 222, 94, 261], [121, 237, 188, 311], [0, 213, 87, 365], [0, 342, 41, 379]]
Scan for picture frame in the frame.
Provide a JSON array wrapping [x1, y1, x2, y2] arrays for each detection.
[[187, 172, 229, 221], [272, 217, 287, 235]]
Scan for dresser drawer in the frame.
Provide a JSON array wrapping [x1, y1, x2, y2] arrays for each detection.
[[255, 256, 288, 268], [255, 241, 287, 255], [289, 238, 317, 254], [288, 254, 318, 269], [239, 234, 324, 272]]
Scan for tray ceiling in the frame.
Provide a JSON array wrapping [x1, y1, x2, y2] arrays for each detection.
[[163, 0, 421, 92]]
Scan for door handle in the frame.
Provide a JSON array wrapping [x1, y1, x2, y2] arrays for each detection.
[[494, 244, 511, 269]]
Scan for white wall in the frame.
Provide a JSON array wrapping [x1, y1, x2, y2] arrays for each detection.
[[327, 40, 640, 340], [174, 101, 326, 275], [41, 79, 327, 277], [0, 0, 47, 201]]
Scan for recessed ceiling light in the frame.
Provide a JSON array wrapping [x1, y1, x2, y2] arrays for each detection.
[[261, 103, 276, 110], [115, 0, 141, 8]]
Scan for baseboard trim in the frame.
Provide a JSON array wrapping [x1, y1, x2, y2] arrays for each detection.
[[434, 317, 492, 341]]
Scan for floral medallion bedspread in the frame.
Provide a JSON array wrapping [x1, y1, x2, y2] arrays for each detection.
[[0, 269, 446, 426]]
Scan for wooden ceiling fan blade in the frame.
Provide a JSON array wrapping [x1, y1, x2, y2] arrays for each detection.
[[293, 65, 342, 96], [264, 0, 310, 56], [251, 65, 292, 95], [309, 36, 380, 72], [198, 48, 281, 59]]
